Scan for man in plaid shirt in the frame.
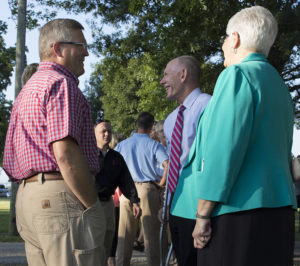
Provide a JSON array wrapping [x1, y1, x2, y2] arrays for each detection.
[[3, 19, 106, 265]]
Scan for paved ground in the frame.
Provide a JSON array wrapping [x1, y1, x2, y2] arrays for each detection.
[[1, 242, 300, 265], [294, 241, 300, 265], [0, 242, 147, 265], [0, 242, 27, 265]]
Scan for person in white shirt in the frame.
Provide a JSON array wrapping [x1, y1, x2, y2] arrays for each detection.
[[160, 55, 211, 265]]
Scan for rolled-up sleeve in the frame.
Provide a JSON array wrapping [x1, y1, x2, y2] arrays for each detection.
[[47, 78, 83, 145]]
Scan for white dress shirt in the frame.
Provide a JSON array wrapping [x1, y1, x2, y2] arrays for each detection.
[[164, 88, 211, 175]]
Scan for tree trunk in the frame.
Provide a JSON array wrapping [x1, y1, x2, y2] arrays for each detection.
[[9, 0, 27, 236]]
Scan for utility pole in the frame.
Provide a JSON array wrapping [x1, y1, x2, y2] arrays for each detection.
[[9, 0, 27, 235]]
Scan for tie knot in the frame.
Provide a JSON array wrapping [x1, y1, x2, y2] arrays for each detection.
[[179, 105, 185, 113]]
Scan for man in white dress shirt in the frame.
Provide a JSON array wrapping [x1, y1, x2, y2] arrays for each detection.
[[160, 55, 211, 265]]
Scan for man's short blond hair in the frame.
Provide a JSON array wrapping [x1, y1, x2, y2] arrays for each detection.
[[39, 19, 84, 60]]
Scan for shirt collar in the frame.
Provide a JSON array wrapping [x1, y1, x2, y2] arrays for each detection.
[[133, 133, 150, 137], [99, 148, 110, 157], [182, 88, 202, 110], [241, 52, 268, 64], [39, 61, 79, 85]]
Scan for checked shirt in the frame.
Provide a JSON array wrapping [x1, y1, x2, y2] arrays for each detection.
[[3, 62, 99, 181]]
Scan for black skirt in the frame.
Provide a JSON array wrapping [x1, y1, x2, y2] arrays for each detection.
[[197, 206, 295, 266]]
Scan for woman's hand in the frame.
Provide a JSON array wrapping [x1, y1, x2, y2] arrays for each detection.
[[193, 199, 215, 249], [192, 218, 212, 249]]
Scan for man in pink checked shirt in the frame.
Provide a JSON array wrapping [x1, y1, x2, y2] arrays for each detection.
[[3, 19, 105, 266]]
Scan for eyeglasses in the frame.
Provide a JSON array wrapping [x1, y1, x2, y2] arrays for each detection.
[[51, 42, 88, 50], [220, 34, 229, 44]]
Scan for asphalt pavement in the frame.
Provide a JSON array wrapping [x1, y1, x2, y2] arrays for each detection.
[[0, 242, 147, 265], [1, 241, 300, 265]]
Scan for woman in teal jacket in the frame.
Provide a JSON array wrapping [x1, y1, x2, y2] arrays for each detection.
[[170, 6, 296, 265]]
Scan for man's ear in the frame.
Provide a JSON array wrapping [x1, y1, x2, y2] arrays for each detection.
[[180, 68, 187, 83], [52, 42, 63, 57]]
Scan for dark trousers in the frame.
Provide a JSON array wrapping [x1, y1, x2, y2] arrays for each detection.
[[169, 214, 197, 266], [110, 206, 119, 257], [197, 207, 295, 266]]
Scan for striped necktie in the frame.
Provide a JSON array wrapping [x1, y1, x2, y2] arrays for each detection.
[[168, 104, 185, 193]]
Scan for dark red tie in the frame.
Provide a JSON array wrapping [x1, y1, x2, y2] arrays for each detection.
[[168, 105, 185, 193]]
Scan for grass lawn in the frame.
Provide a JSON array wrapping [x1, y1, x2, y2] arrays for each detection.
[[0, 198, 23, 242]]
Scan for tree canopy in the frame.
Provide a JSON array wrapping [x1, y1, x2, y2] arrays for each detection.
[[88, 0, 300, 135], [6, 0, 300, 135]]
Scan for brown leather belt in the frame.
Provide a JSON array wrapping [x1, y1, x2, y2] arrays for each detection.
[[135, 181, 162, 190], [24, 172, 63, 183]]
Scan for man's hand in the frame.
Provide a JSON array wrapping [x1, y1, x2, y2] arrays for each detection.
[[132, 203, 142, 219], [157, 179, 165, 188], [192, 218, 212, 249], [158, 206, 169, 223], [158, 160, 169, 187]]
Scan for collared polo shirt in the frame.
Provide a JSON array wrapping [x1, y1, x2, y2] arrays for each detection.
[[115, 133, 169, 182]]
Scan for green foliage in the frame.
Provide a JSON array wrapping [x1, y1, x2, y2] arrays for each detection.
[[83, 73, 104, 124], [5, 0, 300, 135], [0, 21, 15, 92], [8, 0, 57, 29], [0, 20, 14, 165], [95, 53, 177, 136], [86, 0, 300, 135], [0, 94, 12, 166], [95, 56, 140, 136], [134, 54, 177, 119]]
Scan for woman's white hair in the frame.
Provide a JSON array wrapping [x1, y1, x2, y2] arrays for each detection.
[[226, 6, 278, 57]]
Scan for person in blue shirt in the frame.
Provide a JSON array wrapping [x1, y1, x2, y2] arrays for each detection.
[[171, 6, 296, 265], [115, 112, 169, 266]]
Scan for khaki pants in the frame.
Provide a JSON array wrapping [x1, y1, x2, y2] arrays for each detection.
[[16, 178, 106, 266], [116, 182, 163, 266], [99, 198, 115, 263]]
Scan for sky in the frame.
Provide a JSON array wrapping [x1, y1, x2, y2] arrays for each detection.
[[1, 1, 300, 184]]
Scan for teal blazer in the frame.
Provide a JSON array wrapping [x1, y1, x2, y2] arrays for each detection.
[[170, 53, 296, 219]]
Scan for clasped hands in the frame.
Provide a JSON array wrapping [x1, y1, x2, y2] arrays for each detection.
[[192, 218, 212, 249], [157, 206, 212, 249]]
